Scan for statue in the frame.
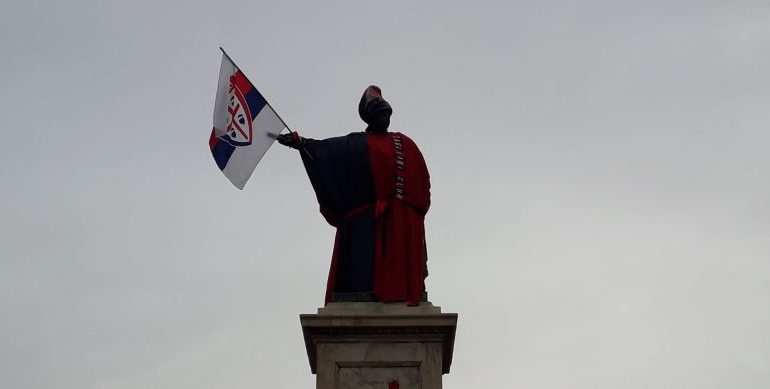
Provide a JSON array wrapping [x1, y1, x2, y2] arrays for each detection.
[[277, 86, 431, 306]]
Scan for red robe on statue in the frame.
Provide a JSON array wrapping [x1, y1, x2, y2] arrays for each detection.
[[299, 131, 430, 306], [366, 132, 431, 305]]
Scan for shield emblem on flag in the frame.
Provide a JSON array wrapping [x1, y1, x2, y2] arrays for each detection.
[[222, 75, 253, 146]]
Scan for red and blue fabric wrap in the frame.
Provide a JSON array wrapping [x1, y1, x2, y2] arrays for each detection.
[[299, 132, 430, 306]]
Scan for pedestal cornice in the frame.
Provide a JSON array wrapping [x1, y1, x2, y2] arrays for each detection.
[[300, 304, 457, 375]]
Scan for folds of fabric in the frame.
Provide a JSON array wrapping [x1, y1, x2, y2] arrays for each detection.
[[299, 134, 376, 303], [366, 132, 431, 306], [299, 132, 430, 306]]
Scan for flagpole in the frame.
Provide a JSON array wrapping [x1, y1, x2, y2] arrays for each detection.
[[219, 47, 292, 135]]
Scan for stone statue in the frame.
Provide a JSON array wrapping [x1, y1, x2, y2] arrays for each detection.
[[277, 86, 431, 306]]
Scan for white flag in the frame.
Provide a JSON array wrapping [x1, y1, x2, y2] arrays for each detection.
[[208, 50, 285, 189]]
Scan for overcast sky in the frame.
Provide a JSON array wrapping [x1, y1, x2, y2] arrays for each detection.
[[2, 1, 769, 388]]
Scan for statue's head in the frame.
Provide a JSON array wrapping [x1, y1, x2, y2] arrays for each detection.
[[359, 85, 392, 134]]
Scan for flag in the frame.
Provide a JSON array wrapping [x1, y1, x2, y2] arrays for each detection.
[[209, 49, 286, 189]]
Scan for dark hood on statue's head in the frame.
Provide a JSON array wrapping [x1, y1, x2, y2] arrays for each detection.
[[358, 85, 392, 133]]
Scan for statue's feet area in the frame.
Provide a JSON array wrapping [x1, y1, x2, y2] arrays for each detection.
[[317, 300, 441, 315], [331, 291, 428, 303]]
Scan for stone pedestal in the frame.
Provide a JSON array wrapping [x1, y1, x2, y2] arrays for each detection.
[[300, 302, 457, 389]]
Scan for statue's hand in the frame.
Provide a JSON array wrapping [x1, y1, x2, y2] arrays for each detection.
[[276, 131, 303, 149]]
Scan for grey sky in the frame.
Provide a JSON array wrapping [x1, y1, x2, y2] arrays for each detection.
[[1, 1, 769, 388]]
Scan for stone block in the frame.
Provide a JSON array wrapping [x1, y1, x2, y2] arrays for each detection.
[[300, 302, 457, 389]]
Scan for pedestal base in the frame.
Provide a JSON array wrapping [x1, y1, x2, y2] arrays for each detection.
[[300, 302, 458, 389]]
